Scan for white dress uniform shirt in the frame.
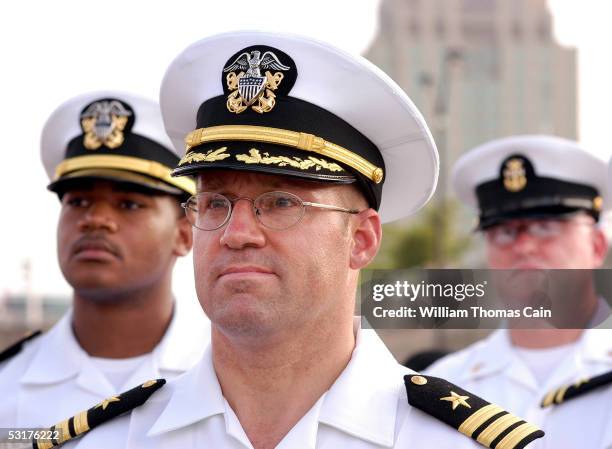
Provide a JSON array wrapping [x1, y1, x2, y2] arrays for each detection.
[[62, 322, 489, 449], [426, 328, 612, 449], [0, 300, 210, 428]]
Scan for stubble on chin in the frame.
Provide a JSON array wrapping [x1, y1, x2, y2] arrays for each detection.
[[200, 280, 288, 338]]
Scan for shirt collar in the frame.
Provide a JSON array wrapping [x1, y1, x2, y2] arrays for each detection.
[[20, 299, 209, 385], [456, 328, 612, 388], [154, 299, 210, 373], [456, 329, 515, 382], [317, 322, 403, 447], [148, 345, 225, 436], [588, 296, 612, 328], [148, 318, 403, 446], [579, 328, 612, 365], [20, 311, 85, 385]]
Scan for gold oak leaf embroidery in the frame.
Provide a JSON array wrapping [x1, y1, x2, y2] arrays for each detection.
[[178, 147, 231, 166], [235, 149, 344, 172]]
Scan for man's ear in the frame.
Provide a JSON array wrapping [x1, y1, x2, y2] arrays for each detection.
[[174, 214, 193, 257], [349, 209, 382, 270], [592, 226, 608, 267]]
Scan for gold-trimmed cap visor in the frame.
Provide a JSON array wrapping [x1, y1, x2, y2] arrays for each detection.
[[179, 125, 382, 183], [174, 141, 358, 184], [49, 155, 195, 196]]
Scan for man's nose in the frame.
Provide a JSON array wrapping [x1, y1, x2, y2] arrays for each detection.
[[77, 201, 118, 233], [511, 227, 539, 253], [219, 199, 266, 249]]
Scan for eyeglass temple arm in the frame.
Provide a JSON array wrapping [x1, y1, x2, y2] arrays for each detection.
[[302, 201, 361, 214]]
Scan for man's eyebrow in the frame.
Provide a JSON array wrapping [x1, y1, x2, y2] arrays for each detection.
[[200, 182, 223, 191]]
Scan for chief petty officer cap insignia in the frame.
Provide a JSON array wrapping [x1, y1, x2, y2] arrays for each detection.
[[160, 31, 439, 223], [0, 330, 41, 363], [452, 135, 607, 230], [31, 379, 165, 449], [406, 375, 544, 449], [41, 91, 195, 200], [541, 370, 612, 408]]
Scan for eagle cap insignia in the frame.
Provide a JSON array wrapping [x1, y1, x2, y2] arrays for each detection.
[[80, 99, 134, 150], [222, 45, 297, 114], [502, 156, 528, 192]]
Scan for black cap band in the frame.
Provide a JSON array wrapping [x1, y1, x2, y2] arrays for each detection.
[[66, 132, 179, 168], [475, 154, 602, 229]]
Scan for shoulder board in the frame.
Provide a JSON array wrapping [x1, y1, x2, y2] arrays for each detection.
[[32, 378, 166, 449], [541, 370, 612, 408], [405, 374, 544, 449], [0, 330, 42, 363]]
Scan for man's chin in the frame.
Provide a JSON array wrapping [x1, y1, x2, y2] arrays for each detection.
[[206, 297, 282, 337], [67, 276, 130, 302]]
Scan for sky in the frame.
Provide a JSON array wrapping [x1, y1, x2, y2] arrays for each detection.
[[0, 0, 609, 301], [547, 0, 612, 154]]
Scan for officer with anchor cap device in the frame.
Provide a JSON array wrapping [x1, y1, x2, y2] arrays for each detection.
[[535, 152, 612, 448], [0, 91, 210, 432], [427, 135, 612, 449], [35, 33, 543, 449]]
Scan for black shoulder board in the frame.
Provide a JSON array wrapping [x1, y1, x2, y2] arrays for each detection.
[[405, 374, 544, 449], [32, 378, 166, 449], [541, 370, 612, 408], [0, 330, 42, 363]]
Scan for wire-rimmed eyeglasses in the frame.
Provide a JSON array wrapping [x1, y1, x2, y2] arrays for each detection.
[[483, 217, 596, 247], [181, 191, 362, 231]]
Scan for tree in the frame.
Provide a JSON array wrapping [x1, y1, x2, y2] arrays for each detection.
[[371, 199, 471, 269]]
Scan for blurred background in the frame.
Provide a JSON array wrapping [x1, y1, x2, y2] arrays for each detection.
[[363, 0, 612, 364], [1, 0, 611, 366]]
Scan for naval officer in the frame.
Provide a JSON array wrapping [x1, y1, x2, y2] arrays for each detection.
[[0, 91, 210, 430], [427, 135, 612, 449]]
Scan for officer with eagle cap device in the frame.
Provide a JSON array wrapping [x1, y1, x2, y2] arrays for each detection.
[[0, 91, 211, 433], [426, 135, 612, 449], [33, 33, 543, 449]]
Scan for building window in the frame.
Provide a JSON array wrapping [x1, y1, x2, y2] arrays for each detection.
[[435, 19, 446, 39], [409, 19, 421, 38], [462, 23, 496, 42], [462, 0, 496, 13], [511, 22, 523, 40]]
